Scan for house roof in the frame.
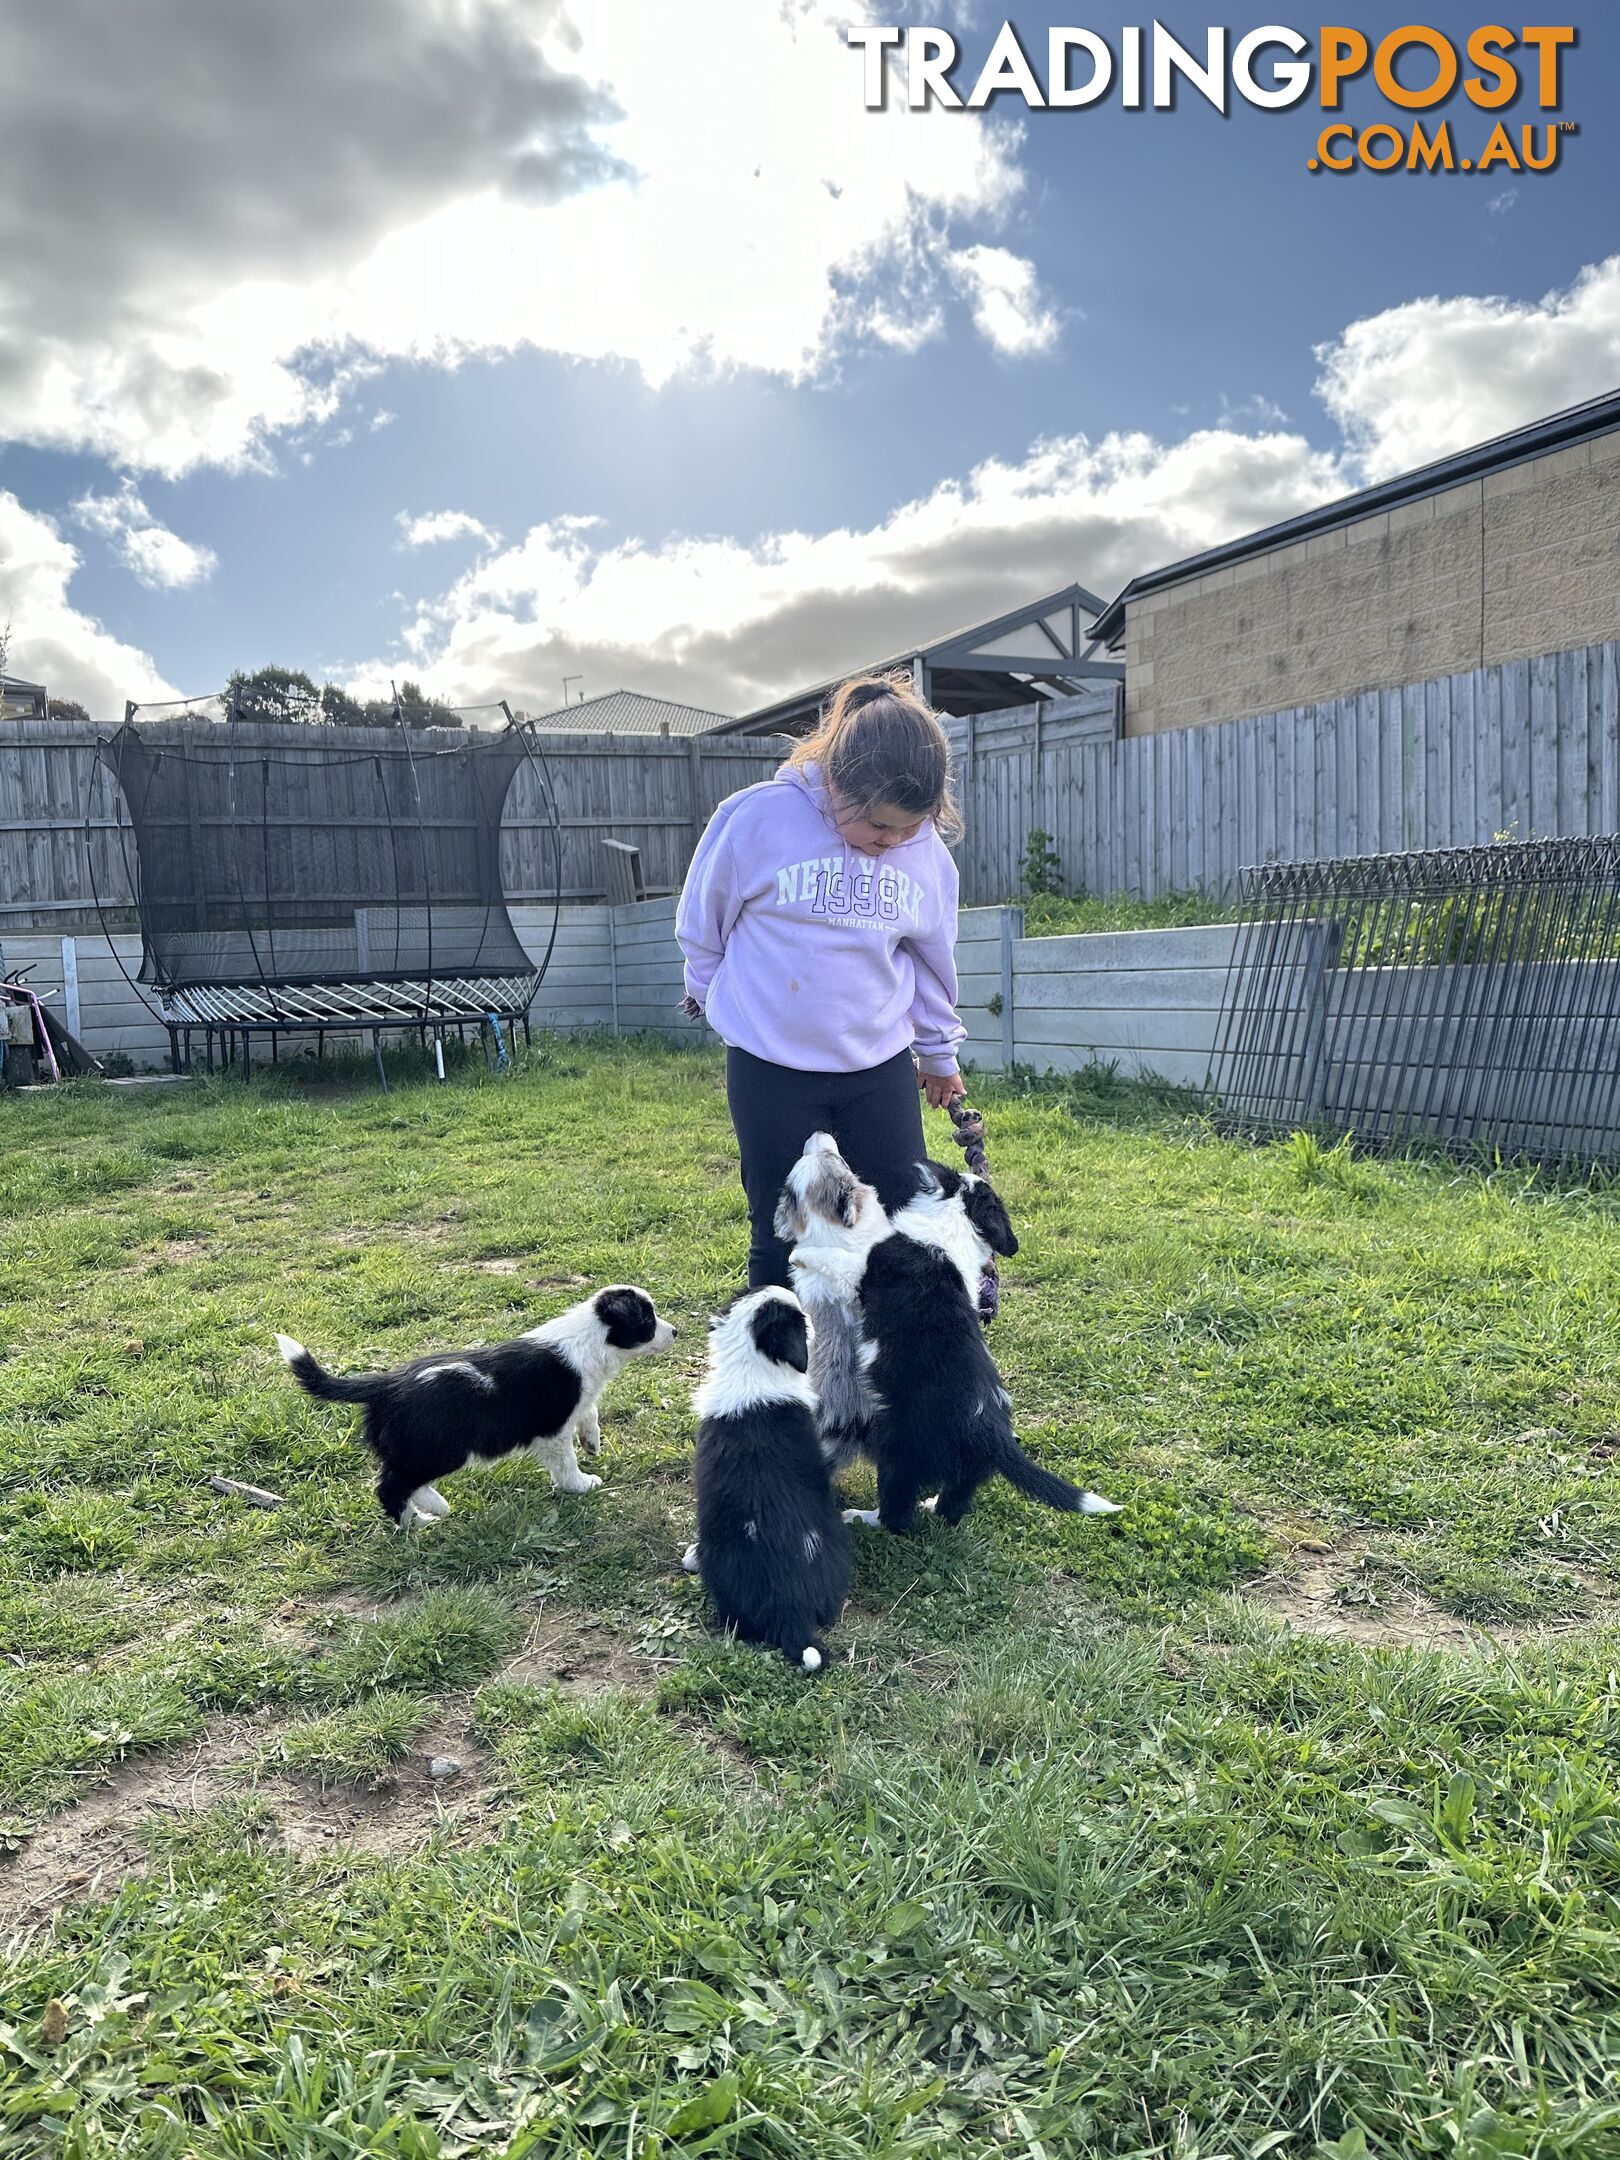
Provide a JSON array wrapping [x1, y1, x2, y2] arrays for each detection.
[[0, 676, 48, 721], [712, 580, 1123, 737], [1091, 385, 1620, 648], [523, 688, 734, 737]]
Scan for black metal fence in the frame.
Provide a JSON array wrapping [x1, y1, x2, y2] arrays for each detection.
[[1209, 837, 1620, 1169]]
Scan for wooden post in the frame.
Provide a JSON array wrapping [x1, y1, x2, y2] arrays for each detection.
[[685, 738, 705, 863]]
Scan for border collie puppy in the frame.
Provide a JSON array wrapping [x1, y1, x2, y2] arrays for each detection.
[[276, 1285, 675, 1527], [828, 1149, 1122, 1534], [774, 1131, 891, 1470], [691, 1288, 849, 1672]]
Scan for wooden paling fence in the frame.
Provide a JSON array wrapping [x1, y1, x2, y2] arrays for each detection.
[[0, 718, 791, 934], [939, 640, 1620, 904], [5, 638, 1620, 930]]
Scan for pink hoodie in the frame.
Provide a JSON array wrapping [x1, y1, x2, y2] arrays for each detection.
[[675, 762, 964, 1076]]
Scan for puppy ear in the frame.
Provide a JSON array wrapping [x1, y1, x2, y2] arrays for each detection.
[[753, 1298, 810, 1374], [596, 1285, 656, 1348], [773, 1187, 805, 1241], [835, 1179, 858, 1227], [964, 1180, 1019, 1258], [913, 1161, 945, 1198]]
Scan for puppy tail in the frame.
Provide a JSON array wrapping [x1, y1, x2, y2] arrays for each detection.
[[276, 1333, 384, 1406], [818, 1418, 873, 1474], [996, 1439, 1122, 1518]]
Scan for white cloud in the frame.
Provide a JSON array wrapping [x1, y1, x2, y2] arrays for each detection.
[[946, 245, 1060, 357], [73, 481, 218, 589], [1488, 188, 1519, 217], [396, 509, 499, 550], [0, 491, 179, 714], [0, 0, 1033, 474], [370, 409, 397, 431], [1314, 255, 1620, 480], [347, 423, 1346, 716], [351, 248, 1620, 718]]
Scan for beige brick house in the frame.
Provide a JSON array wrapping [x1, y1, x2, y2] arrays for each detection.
[[1093, 389, 1620, 737]]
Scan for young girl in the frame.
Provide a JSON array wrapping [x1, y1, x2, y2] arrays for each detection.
[[677, 673, 966, 1289]]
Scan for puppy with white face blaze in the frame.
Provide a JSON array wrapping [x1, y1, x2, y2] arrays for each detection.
[[691, 1287, 850, 1672], [774, 1131, 893, 1471], [790, 1140, 1123, 1534], [277, 1284, 675, 1528]]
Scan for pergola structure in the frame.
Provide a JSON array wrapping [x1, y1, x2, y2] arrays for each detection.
[[710, 581, 1124, 737]]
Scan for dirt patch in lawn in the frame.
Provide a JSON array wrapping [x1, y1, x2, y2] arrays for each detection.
[[1246, 1541, 1611, 1650], [0, 1618, 676, 1931], [497, 1619, 656, 1697]]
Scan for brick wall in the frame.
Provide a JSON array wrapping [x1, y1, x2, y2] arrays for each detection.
[[1124, 429, 1620, 735]]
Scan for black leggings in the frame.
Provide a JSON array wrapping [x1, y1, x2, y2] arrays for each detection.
[[726, 1046, 927, 1289]]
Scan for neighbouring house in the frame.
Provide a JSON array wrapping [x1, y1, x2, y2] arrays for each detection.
[[710, 582, 1123, 738], [523, 688, 735, 736], [0, 676, 48, 723], [1093, 386, 1620, 737]]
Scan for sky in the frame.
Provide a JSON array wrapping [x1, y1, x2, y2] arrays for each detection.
[[1, 1, 1617, 723]]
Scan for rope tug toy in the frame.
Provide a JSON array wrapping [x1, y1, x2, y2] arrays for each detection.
[[947, 1095, 999, 1323]]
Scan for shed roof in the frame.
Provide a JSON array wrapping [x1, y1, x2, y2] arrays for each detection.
[[712, 580, 1123, 737]]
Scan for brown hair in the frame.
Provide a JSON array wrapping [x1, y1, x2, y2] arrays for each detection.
[[789, 670, 962, 844]]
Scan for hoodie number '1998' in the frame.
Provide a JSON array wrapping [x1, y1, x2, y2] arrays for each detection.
[[674, 761, 965, 1077]]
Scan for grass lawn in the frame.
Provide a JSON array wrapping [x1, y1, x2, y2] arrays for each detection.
[[1017, 892, 1241, 939], [3, 1036, 1619, 2156]]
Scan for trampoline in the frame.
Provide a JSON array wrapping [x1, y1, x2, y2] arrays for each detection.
[[88, 689, 562, 1087]]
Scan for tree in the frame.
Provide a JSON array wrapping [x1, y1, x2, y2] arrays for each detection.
[[47, 697, 93, 725], [227, 665, 322, 723], [319, 683, 370, 727], [394, 678, 462, 728]]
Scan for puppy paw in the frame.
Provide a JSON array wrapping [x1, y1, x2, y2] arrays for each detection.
[[681, 1542, 701, 1575], [411, 1485, 452, 1519], [554, 1472, 603, 1495], [920, 1495, 939, 1514], [841, 1507, 881, 1529]]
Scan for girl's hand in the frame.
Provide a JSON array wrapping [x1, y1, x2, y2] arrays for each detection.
[[679, 995, 704, 1021], [919, 1069, 966, 1110]]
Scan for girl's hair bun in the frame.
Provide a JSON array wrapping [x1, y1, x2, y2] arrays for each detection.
[[786, 669, 962, 843], [840, 677, 898, 714]]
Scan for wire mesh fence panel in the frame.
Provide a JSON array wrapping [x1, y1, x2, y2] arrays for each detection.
[[1209, 836, 1620, 1169]]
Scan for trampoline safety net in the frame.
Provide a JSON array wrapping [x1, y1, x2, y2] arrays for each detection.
[[102, 722, 536, 994]]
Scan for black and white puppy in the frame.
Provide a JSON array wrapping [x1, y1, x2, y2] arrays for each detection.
[[691, 1288, 849, 1672], [277, 1285, 675, 1527], [774, 1131, 891, 1470], [815, 1147, 1123, 1534]]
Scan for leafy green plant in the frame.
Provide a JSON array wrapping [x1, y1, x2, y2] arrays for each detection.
[[1019, 826, 1064, 897]]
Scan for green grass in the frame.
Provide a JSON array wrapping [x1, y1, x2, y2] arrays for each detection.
[[1019, 889, 1240, 937], [2, 1038, 1619, 2155]]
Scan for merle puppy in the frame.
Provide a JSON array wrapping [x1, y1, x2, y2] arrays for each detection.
[[822, 1148, 1123, 1534], [774, 1130, 891, 1471], [277, 1284, 675, 1527], [691, 1287, 849, 1672]]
